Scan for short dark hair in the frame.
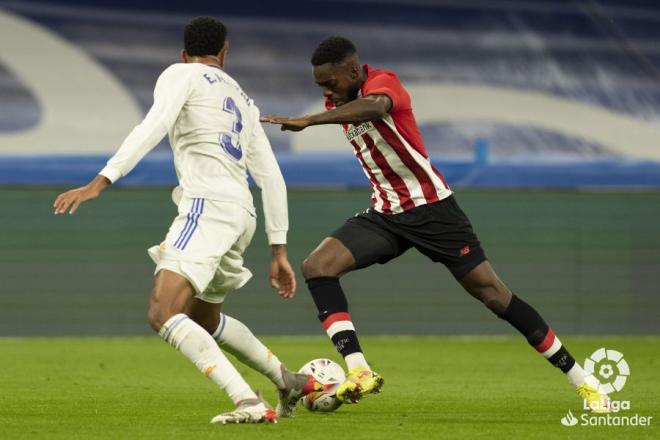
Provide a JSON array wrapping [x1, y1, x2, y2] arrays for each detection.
[[311, 36, 357, 66], [184, 17, 227, 57]]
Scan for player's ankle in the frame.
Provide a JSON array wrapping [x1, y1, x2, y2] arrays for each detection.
[[345, 352, 370, 371]]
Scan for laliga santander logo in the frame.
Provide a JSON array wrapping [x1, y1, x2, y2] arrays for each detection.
[[584, 348, 630, 394], [561, 348, 653, 427], [561, 410, 579, 426]]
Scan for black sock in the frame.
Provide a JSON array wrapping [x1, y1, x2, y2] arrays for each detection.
[[306, 276, 363, 358], [499, 295, 576, 373]]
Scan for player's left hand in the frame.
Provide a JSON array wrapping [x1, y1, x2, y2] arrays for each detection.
[[53, 186, 98, 215], [53, 175, 111, 215], [270, 245, 297, 299], [260, 115, 310, 132]]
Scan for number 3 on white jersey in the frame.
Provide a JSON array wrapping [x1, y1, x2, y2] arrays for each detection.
[[220, 96, 243, 160]]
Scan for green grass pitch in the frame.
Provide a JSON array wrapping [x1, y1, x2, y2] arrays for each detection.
[[1, 336, 657, 439], [1, 189, 658, 437]]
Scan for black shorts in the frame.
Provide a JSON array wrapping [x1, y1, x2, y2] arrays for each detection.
[[331, 196, 487, 280]]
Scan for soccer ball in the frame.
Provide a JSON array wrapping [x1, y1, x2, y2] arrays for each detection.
[[298, 358, 346, 412]]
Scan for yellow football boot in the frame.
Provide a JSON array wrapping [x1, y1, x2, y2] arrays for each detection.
[[577, 383, 611, 413], [336, 368, 384, 403]]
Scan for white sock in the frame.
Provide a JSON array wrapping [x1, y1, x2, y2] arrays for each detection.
[[159, 313, 256, 404], [566, 362, 588, 387], [344, 352, 370, 371], [321, 313, 370, 371], [212, 313, 286, 389]]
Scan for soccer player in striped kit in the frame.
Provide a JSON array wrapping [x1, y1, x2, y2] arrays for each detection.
[[53, 17, 320, 424], [262, 36, 610, 412]]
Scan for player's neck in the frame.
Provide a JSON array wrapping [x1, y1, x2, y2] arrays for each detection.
[[189, 55, 223, 70]]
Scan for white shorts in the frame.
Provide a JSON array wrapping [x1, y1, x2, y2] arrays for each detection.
[[147, 196, 256, 304]]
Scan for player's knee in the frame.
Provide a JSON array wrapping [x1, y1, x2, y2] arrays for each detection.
[[484, 296, 508, 316], [301, 253, 340, 279], [147, 294, 175, 332], [462, 270, 512, 315], [301, 255, 320, 279], [147, 304, 164, 332], [476, 285, 511, 315]]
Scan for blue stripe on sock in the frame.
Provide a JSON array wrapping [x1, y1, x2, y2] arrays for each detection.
[[214, 313, 227, 341], [162, 314, 188, 342]]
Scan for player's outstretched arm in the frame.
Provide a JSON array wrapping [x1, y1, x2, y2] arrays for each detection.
[[260, 94, 392, 132], [270, 244, 296, 299], [53, 174, 111, 215], [53, 66, 192, 216]]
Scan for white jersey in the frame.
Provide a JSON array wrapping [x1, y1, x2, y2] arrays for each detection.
[[99, 63, 287, 244]]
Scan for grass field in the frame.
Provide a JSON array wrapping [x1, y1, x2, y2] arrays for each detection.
[[1, 336, 658, 439], [1, 188, 658, 437]]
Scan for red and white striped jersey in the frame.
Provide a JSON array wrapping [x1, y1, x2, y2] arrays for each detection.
[[326, 65, 452, 214]]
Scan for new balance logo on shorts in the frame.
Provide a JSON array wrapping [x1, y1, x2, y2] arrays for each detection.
[[460, 245, 471, 256]]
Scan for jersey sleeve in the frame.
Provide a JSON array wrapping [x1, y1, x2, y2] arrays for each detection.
[[99, 64, 193, 183], [362, 71, 411, 113], [245, 105, 289, 245]]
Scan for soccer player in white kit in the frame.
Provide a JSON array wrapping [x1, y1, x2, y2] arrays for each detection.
[[53, 17, 319, 424]]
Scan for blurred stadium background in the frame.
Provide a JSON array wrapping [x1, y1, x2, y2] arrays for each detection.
[[1, 0, 659, 337]]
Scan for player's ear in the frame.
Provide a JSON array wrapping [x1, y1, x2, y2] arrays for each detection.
[[180, 50, 188, 63], [349, 62, 361, 80]]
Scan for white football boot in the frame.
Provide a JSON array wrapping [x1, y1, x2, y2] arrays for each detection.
[[210, 391, 278, 424], [276, 366, 322, 417]]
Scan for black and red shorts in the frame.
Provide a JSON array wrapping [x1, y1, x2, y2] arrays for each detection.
[[331, 195, 486, 280]]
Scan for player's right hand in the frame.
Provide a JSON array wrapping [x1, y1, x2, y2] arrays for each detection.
[[53, 175, 111, 215], [269, 244, 297, 299], [260, 115, 310, 132]]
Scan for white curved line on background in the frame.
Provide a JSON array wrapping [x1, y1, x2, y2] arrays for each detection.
[[292, 83, 660, 161], [0, 9, 142, 155]]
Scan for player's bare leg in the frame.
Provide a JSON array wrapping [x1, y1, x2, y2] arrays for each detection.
[[456, 261, 511, 315], [459, 261, 610, 412], [148, 270, 277, 423], [185, 297, 319, 417], [183, 296, 221, 334], [302, 237, 384, 403]]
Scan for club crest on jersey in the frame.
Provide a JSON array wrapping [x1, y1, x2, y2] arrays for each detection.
[[345, 121, 374, 141]]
